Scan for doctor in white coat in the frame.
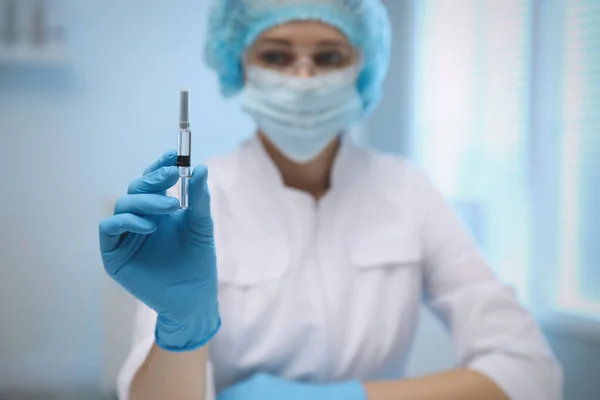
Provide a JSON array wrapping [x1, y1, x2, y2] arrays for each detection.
[[99, 1, 563, 399]]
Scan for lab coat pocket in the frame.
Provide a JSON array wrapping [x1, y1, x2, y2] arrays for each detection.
[[217, 234, 290, 288], [351, 224, 422, 270]]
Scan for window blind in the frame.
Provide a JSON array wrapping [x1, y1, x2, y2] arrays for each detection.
[[556, 0, 600, 316], [414, 0, 533, 297]]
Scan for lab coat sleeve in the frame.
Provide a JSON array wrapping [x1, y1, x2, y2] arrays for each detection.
[[414, 170, 563, 400], [116, 300, 216, 400], [115, 184, 217, 400]]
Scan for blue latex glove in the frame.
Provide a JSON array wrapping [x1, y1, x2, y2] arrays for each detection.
[[217, 374, 366, 400], [99, 150, 220, 351]]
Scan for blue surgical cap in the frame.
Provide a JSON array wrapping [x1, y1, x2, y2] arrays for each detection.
[[204, 0, 392, 114]]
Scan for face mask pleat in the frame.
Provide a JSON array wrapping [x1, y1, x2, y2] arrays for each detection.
[[241, 66, 364, 161]]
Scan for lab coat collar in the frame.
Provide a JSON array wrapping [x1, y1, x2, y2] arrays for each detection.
[[239, 134, 366, 197]]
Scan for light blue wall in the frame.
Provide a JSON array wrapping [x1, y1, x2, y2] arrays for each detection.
[[364, 0, 418, 157], [0, 0, 253, 389]]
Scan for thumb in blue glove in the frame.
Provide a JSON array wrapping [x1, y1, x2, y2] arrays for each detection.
[[217, 373, 366, 400], [99, 150, 220, 351]]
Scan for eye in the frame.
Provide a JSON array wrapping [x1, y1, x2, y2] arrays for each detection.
[[259, 50, 295, 67], [313, 51, 347, 67]]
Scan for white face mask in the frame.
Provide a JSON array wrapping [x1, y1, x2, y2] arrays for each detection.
[[240, 66, 363, 163]]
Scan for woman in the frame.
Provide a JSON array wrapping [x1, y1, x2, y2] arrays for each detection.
[[99, 1, 562, 399]]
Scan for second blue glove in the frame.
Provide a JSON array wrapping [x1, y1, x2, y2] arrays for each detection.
[[217, 373, 366, 400]]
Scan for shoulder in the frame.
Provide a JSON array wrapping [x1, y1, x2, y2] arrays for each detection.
[[349, 145, 449, 229], [357, 146, 434, 196], [204, 149, 242, 192], [203, 136, 265, 192]]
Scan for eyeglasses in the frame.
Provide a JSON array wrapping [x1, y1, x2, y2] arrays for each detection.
[[246, 44, 359, 75]]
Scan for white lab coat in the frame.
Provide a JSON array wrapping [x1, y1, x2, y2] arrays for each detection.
[[117, 136, 562, 400]]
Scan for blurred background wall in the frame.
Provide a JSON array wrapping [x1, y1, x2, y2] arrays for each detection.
[[0, 0, 253, 395], [0, 1, 598, 399]]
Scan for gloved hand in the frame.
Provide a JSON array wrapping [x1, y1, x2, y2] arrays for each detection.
[[99, 150, 220, 352], [217, 373, 366, 400]]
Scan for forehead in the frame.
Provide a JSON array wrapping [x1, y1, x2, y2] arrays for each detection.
[[255, 20, 351, 47]]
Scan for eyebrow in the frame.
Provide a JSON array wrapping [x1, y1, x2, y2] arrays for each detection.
[[316, 40, 347, 48], [258, 38, 293, 47], [256, 38, 348, 48]]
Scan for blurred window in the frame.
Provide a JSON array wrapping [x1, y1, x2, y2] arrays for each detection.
[[413, 0, 599, 321]]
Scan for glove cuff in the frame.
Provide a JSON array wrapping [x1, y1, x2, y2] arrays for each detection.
[[326, 381, 367, 400], [154, 310, 221, 352]]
